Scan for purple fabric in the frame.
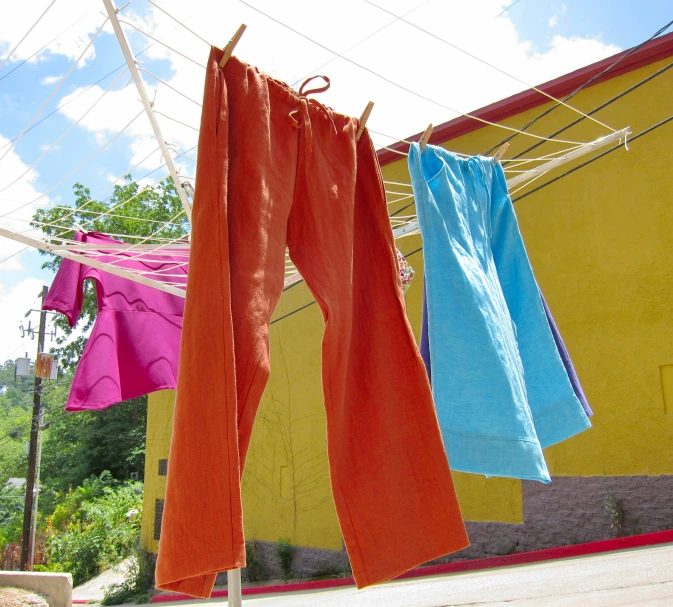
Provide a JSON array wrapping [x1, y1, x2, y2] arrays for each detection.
[[420, 278, 431, 385], [538, 291, 592, 416], [420, 276, 592, 416], [43, 231, 187, 411]]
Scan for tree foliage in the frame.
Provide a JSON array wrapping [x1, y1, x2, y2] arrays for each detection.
[[0, 177, 186, 580], [31, 177, 188, 371], [43, 472, 143, 586], [40, 394, 147, 494]]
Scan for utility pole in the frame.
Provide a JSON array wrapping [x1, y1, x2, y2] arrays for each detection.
[[20, 285, 48, 571], [29, 401, 45, 568]]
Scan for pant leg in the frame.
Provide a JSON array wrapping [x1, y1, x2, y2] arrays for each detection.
[[287, 118, 469, 588], [224, 59, 299, 462], [489, 162, 591, 447], [155, 50, 297, 598], [156, 47, 242, 598]]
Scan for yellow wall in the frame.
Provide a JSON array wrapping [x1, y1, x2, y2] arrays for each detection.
[[241, 292, 342, 550], [143, 56, 673, 550], [141, 389, 174, 554]]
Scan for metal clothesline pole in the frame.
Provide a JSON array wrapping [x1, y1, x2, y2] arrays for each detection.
[[505, 127, 630, 188], [390, 126, 630, 239], [0, 227, 186, 297], [102, 0, 192, 223], [227, 569, 242, 607]]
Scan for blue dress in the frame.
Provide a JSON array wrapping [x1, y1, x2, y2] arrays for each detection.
[[409, 143, 590, 482]]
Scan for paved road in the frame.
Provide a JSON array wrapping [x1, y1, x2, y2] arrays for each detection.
[[71, 557, 131, 602], [163, 543, 673, 607]]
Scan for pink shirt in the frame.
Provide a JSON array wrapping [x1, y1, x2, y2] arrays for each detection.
[[43, 232, 187, 411]]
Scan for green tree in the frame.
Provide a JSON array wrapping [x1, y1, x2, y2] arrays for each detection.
[[28, 177, 181, 489], [32, 177, 189, 370], [44, 474, 143, 585], [0, 360, 36, 484], [39, 395, 147, 494]]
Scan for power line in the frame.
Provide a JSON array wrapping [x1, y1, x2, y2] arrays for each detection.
[[0, 24, 178, 153], [0, 0, 58, 72], [291, 0, 432, 88], [271, 246, 424, 326], [495, 0, 522, 19], [0, 13, 90, 84], [503, 58, 673, 162], [236, 0, 584, 146], [365, 1, 616, 135]]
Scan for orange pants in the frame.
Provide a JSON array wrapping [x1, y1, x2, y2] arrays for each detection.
[[155, 47, 468, 598]]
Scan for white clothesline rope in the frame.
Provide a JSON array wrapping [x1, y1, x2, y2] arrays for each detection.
[[0, 125, 630, 298], [0, 1, 632, 307], [364, 0, 617, 135]]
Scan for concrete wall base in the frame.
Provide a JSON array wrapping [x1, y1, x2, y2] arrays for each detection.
[[0, 571, 72, 607], [212, 474, 673, 582]]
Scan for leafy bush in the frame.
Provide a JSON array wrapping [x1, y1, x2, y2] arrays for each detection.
[[50, 471, 115, 531], [274, 538, 295, 582], [0, 484, 25, 547], [101, 548, 155, 605], [244, 539, 267, 582], [44, 473, 143, 586]]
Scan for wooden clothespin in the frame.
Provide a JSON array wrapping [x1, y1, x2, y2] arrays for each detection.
[[182, 182, 195, 199], [356, 101, 374, 141], [419, 124, 434, 151], [219, 24, 247, 68], [74, 223, 88, 235], [493, 142, 510, 163]]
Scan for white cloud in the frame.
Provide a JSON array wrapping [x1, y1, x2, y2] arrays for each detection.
[[0, 0, 106, 66], [0, 135, 52, 271], [0, 0, 625, 343], [41, 75, 63, 85], [562, 4, 568, 12], [549, 16, 559, 27], [47, 0, 623, 160]]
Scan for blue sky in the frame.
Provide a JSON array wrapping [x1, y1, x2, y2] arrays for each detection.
[[0, 30, 178, 286], [510, 0, 672, 51], [0, 0, 671, 361]]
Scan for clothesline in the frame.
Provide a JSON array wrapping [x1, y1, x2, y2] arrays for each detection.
[[0, 124, 630, 297], [390, 127, 629, 240]]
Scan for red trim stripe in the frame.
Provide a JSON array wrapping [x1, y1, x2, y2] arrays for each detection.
[[377, 31, 673, 166], [144, 528, 673, 603]]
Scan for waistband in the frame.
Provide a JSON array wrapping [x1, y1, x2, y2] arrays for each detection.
[[209, 46, 351, 123]]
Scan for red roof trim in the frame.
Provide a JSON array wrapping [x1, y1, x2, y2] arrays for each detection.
[[377, 31, 673, 166]]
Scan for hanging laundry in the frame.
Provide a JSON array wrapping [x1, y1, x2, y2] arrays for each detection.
[[420, 278, 592, 416], [155, 49, 468, 599], [409, 143, 590, 483], [43, 231, 187, 411]]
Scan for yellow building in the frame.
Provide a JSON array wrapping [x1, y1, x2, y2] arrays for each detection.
[[142, 34, 673, 562]]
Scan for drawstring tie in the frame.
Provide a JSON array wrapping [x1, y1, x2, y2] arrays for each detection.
[[288, 75, 338, 152]]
